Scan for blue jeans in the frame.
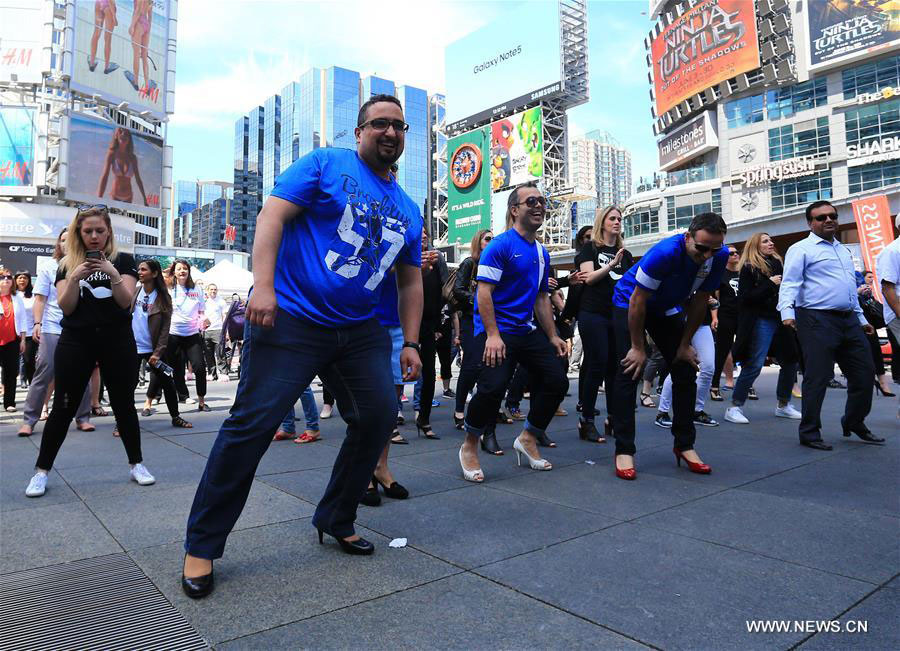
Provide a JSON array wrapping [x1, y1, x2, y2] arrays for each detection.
[[732, 316, 797, 406], [185, 309, 394, 557], [279, 386, 320, 434]]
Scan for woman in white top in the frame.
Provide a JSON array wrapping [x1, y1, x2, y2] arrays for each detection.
[[0, 268, 27, 411], [148, 259, 210, 411], [13, 271, 36, 386]]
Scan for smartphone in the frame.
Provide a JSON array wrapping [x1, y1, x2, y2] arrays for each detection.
[[85, 250, 102, 259]]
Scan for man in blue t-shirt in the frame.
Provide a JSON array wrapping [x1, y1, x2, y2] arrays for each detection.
[[610, 212, 729, 480], [182, 94, 424, 598], [458, 184, 569, 482]]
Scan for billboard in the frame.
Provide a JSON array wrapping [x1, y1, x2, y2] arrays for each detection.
[[0, 201, 135, 250], [447, 126, 491, 244], [806, 0, 900, 73], [68, 0, 171, 117], [852, 194, 895, 303], [66, 112, 163, 216], [0, 2, 46, 83], [489, 107, 543, 192], [651, 0, 760, 116], [0, 106, 35, 189], [444, 1, 561, 130], [658, 110, 718, 171], [0, 243, 56, 276]]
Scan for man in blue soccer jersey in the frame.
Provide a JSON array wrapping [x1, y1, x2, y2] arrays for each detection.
[[180, 95, 423, 598], [459, 184, 569, 482], [611, 212, 729, 480]]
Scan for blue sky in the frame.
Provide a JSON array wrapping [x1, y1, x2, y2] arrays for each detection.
[[169, 0, 657, 188]]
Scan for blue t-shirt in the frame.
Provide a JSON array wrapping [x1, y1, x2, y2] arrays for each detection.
[[474, 229, 550, 336], [270, 148, 423, 327], [375, 269, 401, 328], [612, 234, 729, 315]]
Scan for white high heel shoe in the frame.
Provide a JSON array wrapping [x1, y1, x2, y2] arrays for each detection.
[[458, 447, 484, 483], [513, 437, 552, 471]]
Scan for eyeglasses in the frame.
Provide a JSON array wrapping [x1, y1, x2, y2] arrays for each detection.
[[359, 118, 409, 133], [693, 243, 722, 255], [515, 196, 547, 208], [76, 203, 108, 213], [812, 212, 838, 222]]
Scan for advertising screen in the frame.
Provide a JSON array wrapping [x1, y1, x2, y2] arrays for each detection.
[[806, 0, 900, 72], [444, 1, 561, 130], [0, 3, 45, 83], [66, 112, 163, 216], [489, 107, 543, 192], [651, 0, 760, 116], [0, 106, 35, 188], [68, 0, 170, 117], [658, 110, 718, 171], [447, 126, 491, 244]]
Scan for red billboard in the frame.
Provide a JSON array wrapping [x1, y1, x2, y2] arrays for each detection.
[[651, 0, 760, 116], [853, 195, 896, 303]]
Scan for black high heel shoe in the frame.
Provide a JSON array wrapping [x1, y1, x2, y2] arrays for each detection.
[[535, 430, 557, 448], [372, 474, 409, 499], [875, 382, 896, 397], [453, 414, 465, 430], [317, 529, 375, 555], [181, 555, 214, 599], [577, 419, 605, 443], [480, 429, 503, 455], [415, 419, 440, 440]]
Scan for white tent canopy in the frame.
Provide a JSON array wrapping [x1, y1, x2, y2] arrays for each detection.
[[194, 259, 253, 297]]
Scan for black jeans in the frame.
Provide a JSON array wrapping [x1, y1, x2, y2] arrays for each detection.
[[185, 310, 395, 559], [455, 316, 480, 414], [436, 333, 452, 380], [138, 352, 181, 419], [464, 329, 568, 437], [578, 310, 617, 423], [149, 332, 207, 400], [611, 307, 697, 456], [1, 338, 20, 408], [36, 326, 141, 470], [418, 320, 438, 424], [795, 308, 874, 442], [22, 335, 37, 384], [711, 312, 737, 389], [504, 363, 529, 409]]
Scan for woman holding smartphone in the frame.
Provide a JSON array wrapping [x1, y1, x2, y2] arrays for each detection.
[[26, 205, 154, 497]]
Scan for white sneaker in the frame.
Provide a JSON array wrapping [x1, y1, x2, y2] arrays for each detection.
[[724, 406, 749, 424], [320, 404, 333, 419], [775, 403, 801, 419], [130, 463, 156, 486], [25, 472, 48, 497], [6, 406, 17, 413], [184, 397, 197, 405]]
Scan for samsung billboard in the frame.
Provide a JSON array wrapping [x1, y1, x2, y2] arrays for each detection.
[[444, 1, 562, 131]]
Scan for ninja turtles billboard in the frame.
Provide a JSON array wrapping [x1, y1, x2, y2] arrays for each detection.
[[447, 125, 492, 245], [489, 107, 544, 192]]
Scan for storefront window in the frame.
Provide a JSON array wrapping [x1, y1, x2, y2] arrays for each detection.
[[624, 207, 658, 238]]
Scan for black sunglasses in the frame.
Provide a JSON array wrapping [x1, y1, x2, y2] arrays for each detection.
[[812, 212, 838, 222], [728, 250, 740, 256], [515, 196, 547, 208], [693, 243, 722, 254], [359, 118, 409, 133], [76, 203, 109, 213], [0, 275, 12, 281]]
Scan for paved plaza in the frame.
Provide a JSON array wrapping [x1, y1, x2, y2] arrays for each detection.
[[1, 368, 898, 650]]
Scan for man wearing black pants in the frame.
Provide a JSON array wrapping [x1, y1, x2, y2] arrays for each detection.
[[778, 200, 884, 449], [459, 185, 568, 481], [611, 213, 729, 480]]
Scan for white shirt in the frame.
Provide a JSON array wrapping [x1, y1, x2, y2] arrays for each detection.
[[169, 284, 206, 337], [1, 293, 27, 337], [205, 295, 228, 330], [33, 263, 64, 336], [132, 288, 157, 354], [876, 237, 900, 326], [19, 294, 35, 336]]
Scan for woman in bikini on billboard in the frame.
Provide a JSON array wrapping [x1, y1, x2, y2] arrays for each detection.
[[97, 127, 149, 206], [125, 0, 154, 93], [88, 0, 119, 75]]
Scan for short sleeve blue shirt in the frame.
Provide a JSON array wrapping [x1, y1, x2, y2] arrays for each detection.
[[612, 234, 729, 315], [374, 269, 401, 328], [270, 148, 423, 327], [474, 229, 550, 336]]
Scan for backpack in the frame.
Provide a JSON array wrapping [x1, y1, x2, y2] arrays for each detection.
[[225, 301, 246, 341]]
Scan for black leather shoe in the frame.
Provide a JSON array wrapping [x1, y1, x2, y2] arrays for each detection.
[[181, 558, 214, 599], [842, 418, 885, 445], [801, 440, 833, 451], [318, 529, 375, 555], [578, 419, 603, 443], [535, 430, 557, 448], [480, 430, 503, 455], [360, 484, 381, 506], [373, 475, 409, 499]]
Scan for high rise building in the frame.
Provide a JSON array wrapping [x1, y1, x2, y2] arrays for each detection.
[[625, 0, 899, 256], [172, 180, 233, 248], [569, 131, 632, 227], [232, 66, 431, 254]]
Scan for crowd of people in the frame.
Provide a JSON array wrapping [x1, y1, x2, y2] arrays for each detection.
[[3, 94, 896, 601]]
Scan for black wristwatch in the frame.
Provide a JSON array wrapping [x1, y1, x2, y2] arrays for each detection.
[[402, 341, 421, 353]]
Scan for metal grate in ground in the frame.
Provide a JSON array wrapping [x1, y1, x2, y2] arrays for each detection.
[[0, 553, 208, 651]]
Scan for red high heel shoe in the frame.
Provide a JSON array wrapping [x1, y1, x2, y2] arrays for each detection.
[[674, 448, 711, 474], [614, 455, 636, 480]]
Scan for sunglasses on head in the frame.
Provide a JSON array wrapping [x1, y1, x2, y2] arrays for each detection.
[[76, 203, 108, 213], [515, 196, 547, 208], [812, 212, 838, 222]]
